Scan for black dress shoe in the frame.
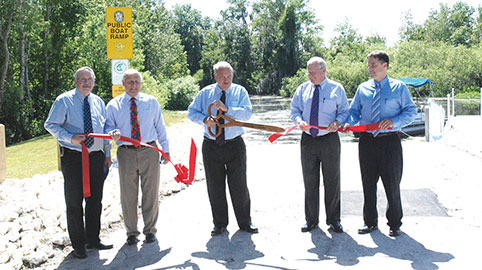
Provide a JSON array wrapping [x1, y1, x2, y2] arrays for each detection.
[[301, 223, 318, 232], [126, 235, 139, 245], [211, 226, 226, 236], [145, 233, 157, 243], [389, 228, 402, 237], [86, 242, 114, 250], [240, 224, 259, 234], [328, 222, 344, 233], [358, 225, 378, 234], [72, 248, 87, 259]]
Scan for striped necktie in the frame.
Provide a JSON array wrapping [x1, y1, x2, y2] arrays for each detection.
[[130, 97, 141, 141], [371, 82, 381, 136], [83, 96, 94, 148], [309, 85, 320, 137], [216, 91, 226, 145]]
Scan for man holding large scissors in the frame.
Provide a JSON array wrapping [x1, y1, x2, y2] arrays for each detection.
[[291, 57, 349, 233], [188, 61, 258, 236]]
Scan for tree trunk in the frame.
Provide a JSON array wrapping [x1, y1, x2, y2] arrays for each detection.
[[0, 2, 15, 112]]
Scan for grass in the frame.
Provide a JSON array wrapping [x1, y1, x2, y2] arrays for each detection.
[[4, 110, 187, 179]]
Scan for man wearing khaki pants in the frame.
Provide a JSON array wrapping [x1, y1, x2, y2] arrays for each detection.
[[106, 69, 170, 245]]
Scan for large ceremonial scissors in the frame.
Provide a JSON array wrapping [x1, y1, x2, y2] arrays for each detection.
[[207, 102, 285, 138]]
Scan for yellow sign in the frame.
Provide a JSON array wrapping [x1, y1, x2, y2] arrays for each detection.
[[112, 84, 125, 98], [106, 7, 133, 59]]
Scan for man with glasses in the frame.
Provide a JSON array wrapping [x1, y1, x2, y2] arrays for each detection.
[[106, 69, 170, 245], [45, 66, 113, 259], [291, 57, 349, 233]]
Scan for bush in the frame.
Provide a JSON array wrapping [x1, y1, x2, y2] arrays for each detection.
[[280, 68, 308, 97], [163, 76, 200, 110], [141, 71, 168, 108]]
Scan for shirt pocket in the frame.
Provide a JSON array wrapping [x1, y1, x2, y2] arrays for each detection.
[[321, 99, 337, 113], [384, 98, 400, 113]]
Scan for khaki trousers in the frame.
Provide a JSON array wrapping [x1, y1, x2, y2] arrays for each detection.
[[117, 143, 160, 236]]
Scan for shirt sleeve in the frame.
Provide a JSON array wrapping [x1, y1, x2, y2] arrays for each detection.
[[187, 91, 207, 126], [347, 87, 362, 126], [390, 84, 417, 129], [44, 98, 74, 144], [153, 99, 170, 152], [335, 87, 350, 124], [290, 85, 304, 125]]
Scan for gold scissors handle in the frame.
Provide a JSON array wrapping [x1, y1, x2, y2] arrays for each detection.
[[207, 102, 285, 138]]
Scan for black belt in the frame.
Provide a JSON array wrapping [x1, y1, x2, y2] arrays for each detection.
[[361, 131, 399, 138], [60, 147, 102, 155], [204, 135, 241, 143], [120, 141, 156, 148], [303, 131, 335, 139]]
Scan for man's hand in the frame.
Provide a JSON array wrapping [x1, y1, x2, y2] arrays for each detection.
[[161, 153, 170, 165], [327, 120, 340, 132], [298, 120, 310, 132], [204, 117, 217, 128], [71, 134, 86, 144], [104, 157, 112, 168], [379, 119, 394, 130], [341, 123, 351, 131], [212, 100, 228, 112], [109, 129, 121, 141]]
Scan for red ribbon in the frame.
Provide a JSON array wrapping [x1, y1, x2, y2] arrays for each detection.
[[268, 123, 391, 143], [80, 134, 197, 198]]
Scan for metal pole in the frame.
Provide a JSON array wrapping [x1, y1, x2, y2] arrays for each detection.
[[480, 87, 481, 116], [451, 88, 455, 117], [447, 94, 450, 120]]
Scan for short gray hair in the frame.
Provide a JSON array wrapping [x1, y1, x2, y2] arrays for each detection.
[[74, 66, 95, 80], [213, 61, 233, 75], [123, 69, 143, 82], [307, 57, 327, 70]]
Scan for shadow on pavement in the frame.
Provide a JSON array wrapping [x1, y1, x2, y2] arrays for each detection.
[[57, 241, 171, 270], [192, 230, 266, 269], [303, 229, 454, 269]]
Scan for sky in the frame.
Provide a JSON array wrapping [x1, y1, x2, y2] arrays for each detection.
[[163, 0, 481, 46]]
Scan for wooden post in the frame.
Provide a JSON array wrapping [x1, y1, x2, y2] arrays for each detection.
[[424, 106, 430, 142], [0, 124, 6, 182], [57, 142, 61, 171]]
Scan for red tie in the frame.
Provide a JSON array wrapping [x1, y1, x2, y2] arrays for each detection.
[[130, 97, 141, 142]]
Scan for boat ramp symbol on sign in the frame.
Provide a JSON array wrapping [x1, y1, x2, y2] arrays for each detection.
[[112, 59, 129, 85]]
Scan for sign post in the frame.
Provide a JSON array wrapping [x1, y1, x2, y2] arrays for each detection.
[[106, 7, 133, 97]]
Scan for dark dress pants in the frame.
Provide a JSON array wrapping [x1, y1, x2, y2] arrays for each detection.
[[301, 132, 341, 226], [61, 148, 105, 250], [359, 133, 403, 230], [202, 136, 251, 228]]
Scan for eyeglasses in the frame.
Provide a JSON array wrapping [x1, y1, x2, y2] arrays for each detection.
[[78, 78, 94, 83]]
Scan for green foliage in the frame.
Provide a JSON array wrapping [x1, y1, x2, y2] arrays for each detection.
[[140, 71, 168, 108], [162, 76, 200, 110], [455, 86, 481, 99], [280, 68, 307, 97]]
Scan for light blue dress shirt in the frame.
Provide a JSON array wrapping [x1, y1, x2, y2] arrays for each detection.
[[105, 92, 169, 152], [290, 78, 349, 136], [346, 75, 417, 133], [187, 83, 252, 140], [44, 88, 111, 155]]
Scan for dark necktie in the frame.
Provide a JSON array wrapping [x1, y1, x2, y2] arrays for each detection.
[[83, 96, 94, 148], [130, 97, 141, 141], [309, 85, 320, 137], [371, 82, 382, 136], [216, 91, 226, 145]]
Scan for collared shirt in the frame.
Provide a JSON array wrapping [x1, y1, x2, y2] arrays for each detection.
[[290, 78, 349, 136], [44, 88, 111, 155], [105, 92, 169, 152], [346, 75, 417, 133], [187, 83, 252, 140]]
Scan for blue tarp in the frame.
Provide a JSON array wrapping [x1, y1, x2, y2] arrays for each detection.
[[397, 78, 434, 88]]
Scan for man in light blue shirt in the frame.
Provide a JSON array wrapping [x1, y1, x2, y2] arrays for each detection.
[[344, 50, 416, 237], [188, 61, 257, 236], [105, 69, 169, 245], [44, 66, 113, 259], [291, 57, 349, 233]]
